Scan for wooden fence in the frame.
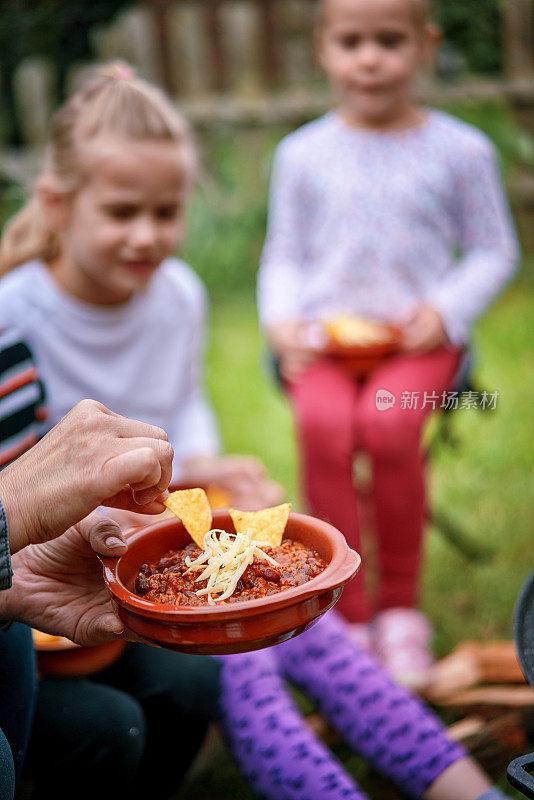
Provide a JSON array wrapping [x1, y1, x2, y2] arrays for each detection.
[[2, 0, 534, 248], [143, 0, 319, 97], [1, 0, 534, 148], [1, 0, 320, 146]]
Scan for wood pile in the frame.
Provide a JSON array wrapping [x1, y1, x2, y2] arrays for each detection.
[[425, 641, 534, 780]]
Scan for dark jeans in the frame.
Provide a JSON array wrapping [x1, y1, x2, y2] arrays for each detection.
[[0, 728, 15, 800], [0, 624, 37, 800], [26, 642, 221, 800]]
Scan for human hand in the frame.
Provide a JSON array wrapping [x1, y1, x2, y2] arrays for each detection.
[[1, 399, 174, 553], [267, 321, 324, 382], [215, 455, 285, 510], [181, 454, 285, 511], [399, 304, 448, 354], [2, 512, 127, 646]]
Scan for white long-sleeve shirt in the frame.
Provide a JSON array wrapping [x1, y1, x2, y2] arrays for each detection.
[[257, 110, 519, 344], [0, 258, 220, 478]]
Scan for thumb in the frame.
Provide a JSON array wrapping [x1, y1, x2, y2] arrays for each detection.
[[77, 511, 128, 556], [84, 611, 125, 644], [301, 322, 327, 349], [396, 305, 419, 328]]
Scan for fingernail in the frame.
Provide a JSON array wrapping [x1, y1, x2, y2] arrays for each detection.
[[108, 616, 124, 633], [105, 536, 126, 549]]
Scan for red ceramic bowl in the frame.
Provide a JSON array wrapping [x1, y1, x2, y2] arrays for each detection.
[[101, 510, 360, 655], [33, 632, 126, 677]]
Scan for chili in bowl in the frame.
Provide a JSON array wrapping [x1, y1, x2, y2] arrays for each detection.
[[100, 510, 360, 655], [136, 537, 328, 606]]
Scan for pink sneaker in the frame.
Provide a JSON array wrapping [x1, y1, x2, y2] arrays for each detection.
[[346, 622, 373, 652], [373, 608, 433, 691]]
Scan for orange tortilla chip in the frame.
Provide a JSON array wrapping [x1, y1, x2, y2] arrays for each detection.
[[229, 503, 291, 548], [164, 488, 212, 547]]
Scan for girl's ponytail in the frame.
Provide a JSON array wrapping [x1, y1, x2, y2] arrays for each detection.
[[0, 196, 59, 274]]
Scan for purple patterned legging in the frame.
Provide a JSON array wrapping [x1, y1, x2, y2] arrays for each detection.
[[219, 611, 465, 800]]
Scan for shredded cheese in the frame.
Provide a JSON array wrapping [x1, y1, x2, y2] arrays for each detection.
[[184, 528, 280, 605]]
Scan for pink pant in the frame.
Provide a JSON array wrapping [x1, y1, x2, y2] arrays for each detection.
[[287, 346, 461, 622]]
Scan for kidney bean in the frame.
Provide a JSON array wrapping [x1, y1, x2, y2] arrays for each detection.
[[135, 575, 150, 595]]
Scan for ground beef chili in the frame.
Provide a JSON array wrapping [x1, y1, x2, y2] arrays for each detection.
[[135, 539, 327, 606]]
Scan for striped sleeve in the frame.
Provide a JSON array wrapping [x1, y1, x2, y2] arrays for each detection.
[[0, 495, 10, 592], [0, 328, 47, 591], [0, 328, 47, 469]]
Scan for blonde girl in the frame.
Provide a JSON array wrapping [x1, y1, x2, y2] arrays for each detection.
[[0, 61, 279, 508]]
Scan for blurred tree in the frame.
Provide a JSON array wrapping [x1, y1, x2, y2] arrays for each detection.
[[434, 0, 503, 74], [0, 0, 131, 145]]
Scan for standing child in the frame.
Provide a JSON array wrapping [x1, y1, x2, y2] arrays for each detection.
[[0, 62, 278, 800], [257, 0, 518, 687]]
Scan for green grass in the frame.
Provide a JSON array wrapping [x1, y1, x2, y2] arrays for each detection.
[[425, 276, 534, 654], [206, 298, 298, 501]]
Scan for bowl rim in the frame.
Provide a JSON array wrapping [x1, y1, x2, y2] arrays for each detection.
[[101, 510, 360, 621]]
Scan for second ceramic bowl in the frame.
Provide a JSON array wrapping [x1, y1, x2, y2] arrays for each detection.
[[324, 325, 401, 376]]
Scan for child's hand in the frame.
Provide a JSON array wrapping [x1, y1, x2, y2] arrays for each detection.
[[181, 455, 285, 511], [399, 304, 448, 354], [214, 455, 285, 510], [267, 321, 324, 382]]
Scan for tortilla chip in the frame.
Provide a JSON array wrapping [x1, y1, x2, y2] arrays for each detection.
[[164, 488, 212, 547], [229, 503, 291, 548]]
